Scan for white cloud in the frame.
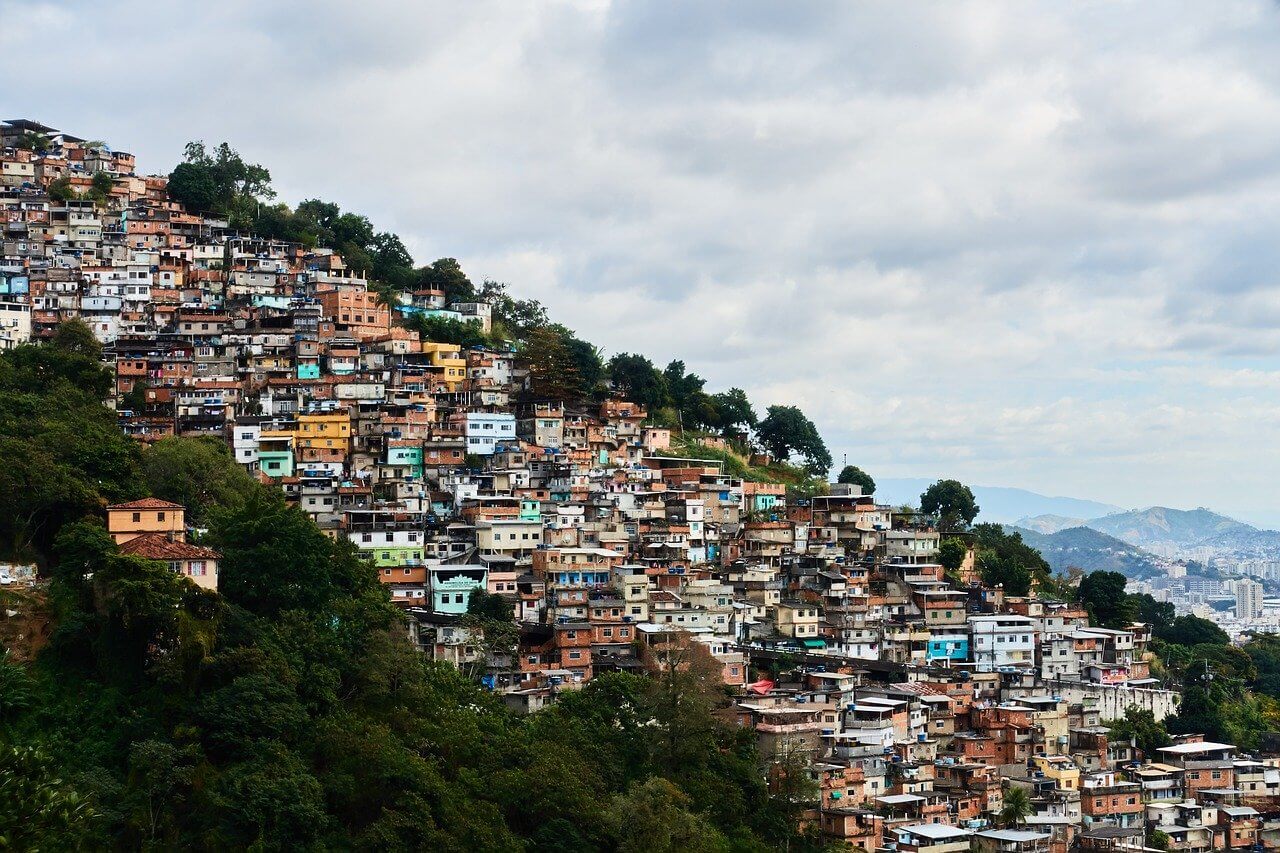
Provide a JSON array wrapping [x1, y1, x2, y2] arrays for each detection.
[[7, 0, 1280, 514]]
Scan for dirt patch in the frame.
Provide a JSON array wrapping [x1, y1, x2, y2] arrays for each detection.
[[0, 584, 54, 664]]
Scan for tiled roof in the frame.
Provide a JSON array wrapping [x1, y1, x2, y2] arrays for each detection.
[[106, 497, 184, 510], [118, 533, 218, 561]]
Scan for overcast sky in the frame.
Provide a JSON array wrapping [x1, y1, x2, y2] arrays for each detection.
[[8, 1, 1280, 523]]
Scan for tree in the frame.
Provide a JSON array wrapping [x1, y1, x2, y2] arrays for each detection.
[[51, 317, 102, 361], [416, 258, 474, 303], [1076, 570, 1135, 627], [971, 523, 1050, 597], [141, 435, 263, 525], [1130, 592, 1175, 627], [836, 465, 875, 494], [608, 778, 729, 853], [466, 588, 514, 623], [165, 162, 219, 213], [1157, 615, 1228, 647], [522, 326, 585, 402], [370, 232, 415, 289], [920, 480, 979, 531], [168, 141, 273, 224], [711, 388, 756, 434], [47, 175, 76, 201], [756, 405, 831, 476], [209, 489, 385, 619], [0, 744, 100, 850], [998, 786, 1032, 828], [87, 171, 115, 204], [938, 538, 967, 581], [403, 313, 490, 349], [15, 131, 50, 151], [1106, 707, 1171, 759], [608, 353, 669, 411]]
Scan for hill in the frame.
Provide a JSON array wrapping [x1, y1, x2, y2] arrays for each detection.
[[1005, 524, 1167, 579], [1014, 514, 1088, 534], [875, 478, 1122, 523], [1085, 506, 1254, 550]]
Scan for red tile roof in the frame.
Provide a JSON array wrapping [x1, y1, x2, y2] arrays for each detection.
[[106, 498, 184, 510], [118, 533, 218, 561]]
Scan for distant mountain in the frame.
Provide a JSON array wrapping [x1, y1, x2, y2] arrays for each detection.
[[874, 479, 1123, 524], [1006, 525, 1167, 579], [1085, 507, 1254, 550], [1014, 514, 1088, 534]]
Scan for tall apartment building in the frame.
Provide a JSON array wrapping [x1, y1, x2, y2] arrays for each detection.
[[1236, 578, 1264, 620]]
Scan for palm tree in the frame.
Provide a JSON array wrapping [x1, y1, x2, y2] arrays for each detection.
[[998, 786, 1032, 828]]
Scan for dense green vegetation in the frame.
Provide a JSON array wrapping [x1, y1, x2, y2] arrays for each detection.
[[970, 523, 1057, 597], [0, 326, 820, 851]]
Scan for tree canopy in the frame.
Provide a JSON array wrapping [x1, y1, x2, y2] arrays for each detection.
[[920, 479, 979, 531], [836, 465, 875, 494], [756, 405, 831, 476]]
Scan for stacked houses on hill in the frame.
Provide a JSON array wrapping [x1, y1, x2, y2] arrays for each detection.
[[8, 119, 1280, 851]]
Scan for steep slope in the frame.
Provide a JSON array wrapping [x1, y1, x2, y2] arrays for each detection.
[[1005, 525, 1166, 579]]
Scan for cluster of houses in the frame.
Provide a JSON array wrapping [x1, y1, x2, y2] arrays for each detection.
[[9, 119, 1280, 851]]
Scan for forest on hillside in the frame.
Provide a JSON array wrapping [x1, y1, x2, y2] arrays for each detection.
[[0, 326, 823, 852]]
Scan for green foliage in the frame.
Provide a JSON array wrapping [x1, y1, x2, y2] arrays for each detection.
[[0, 744, 100, 851], [920, 479, 979, 531], [167, 141, 273, 226], [1106, 706, 1171, 758], [0, 325, 142, 564], [998, 785, 1032, 827], [87, 171, 115, 204], [466, 587, 514, 622], [972, 523, 1050, 597], [1157, 614, 1229, 647], [522, 325, 591, 402], [140, 436, 263, 525], [1129, 592, 1175, 627], [609, 777, 729, 853], [416, 257, 475, 303], [836, 464, 875, 493], [15, 131, 50, 151], [756, 405, 831, 476], [938, 538, 967, 582], [1076, 570, 1135, 627], [402, 312, 491, 348], [609, 352, 670, 411], [46, 175, 76, 201], [712, 388, 757, 434]]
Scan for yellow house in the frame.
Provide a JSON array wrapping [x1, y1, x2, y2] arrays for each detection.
[[420, 342, 466, 390], [297, 411, 352, 451], [1033, 754, 1080, 791], [776, 600, 821, 639]]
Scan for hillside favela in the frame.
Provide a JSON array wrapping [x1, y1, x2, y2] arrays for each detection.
[[10, 9, 1280, 852]]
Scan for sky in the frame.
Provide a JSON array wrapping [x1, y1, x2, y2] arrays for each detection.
[[7, 1, 1280, 523]]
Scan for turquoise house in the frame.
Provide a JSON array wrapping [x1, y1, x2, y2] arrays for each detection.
[[429, 566, 488, 615]]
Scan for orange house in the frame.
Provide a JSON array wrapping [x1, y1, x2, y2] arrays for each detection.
[[107, 498, 185, 544]]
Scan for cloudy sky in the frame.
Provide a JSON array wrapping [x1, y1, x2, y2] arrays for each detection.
[[8, 1, 1280, 522]]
